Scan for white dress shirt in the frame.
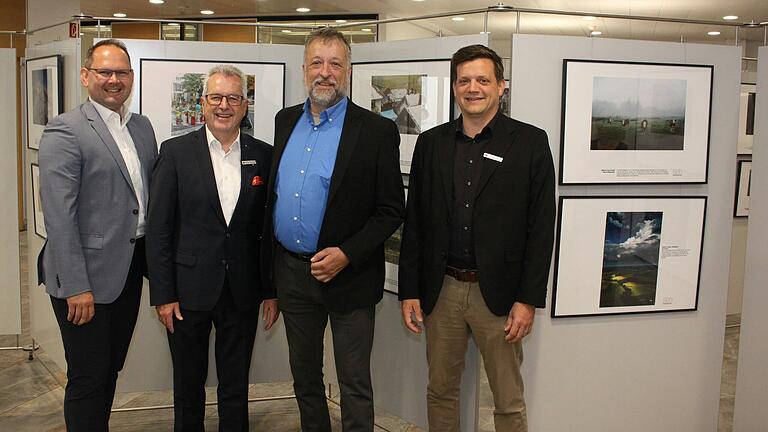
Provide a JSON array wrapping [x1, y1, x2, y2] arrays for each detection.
[[90, 99, 147, 237], [205, 126, 241, 226]]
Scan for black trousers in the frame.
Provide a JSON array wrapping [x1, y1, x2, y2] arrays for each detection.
[[50, 238, 146, 432], [166, 279, 259, 432], [275, 246, 376, 432]]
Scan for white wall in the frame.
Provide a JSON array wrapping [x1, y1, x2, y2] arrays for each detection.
[[26, 0, 79, 46], [732, 46, 768, 432], [0, 48, 21, 336], [510, 34, 739, 431]]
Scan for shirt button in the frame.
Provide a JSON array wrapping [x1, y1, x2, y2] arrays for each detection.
[[464, 226, 469, 231], [293, 216, 298, 221], [300, 170, 305, 174], [465, 203, 470, 208], [296, 239, 301, 244], [329, 118, 333, 122], [313, 127, 318, 131], [469, 159, 473, 164], [466, 181, 471, 186], [295, 193, 299, 197], [307, 148, 311, 152]]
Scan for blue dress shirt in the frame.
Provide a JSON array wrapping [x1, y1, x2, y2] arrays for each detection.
[[274, 97, 348, 253]]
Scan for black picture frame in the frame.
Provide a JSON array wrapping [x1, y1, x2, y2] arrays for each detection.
[[551, 196, 706, 318], [734, 159, 752, 218], [30, 163, 46, 239], [26, 54, 63, 150]]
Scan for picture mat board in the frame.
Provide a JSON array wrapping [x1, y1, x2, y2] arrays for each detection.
[[561, 60, 713, 184], [738, 83, 756, 155], [351, 60, 452, 174], [735, 160, 752, 217], [552, 196, 706, 317], [26, 55, 63, 150], [31, 163, 46, 238], [140, 59, 285, 148]]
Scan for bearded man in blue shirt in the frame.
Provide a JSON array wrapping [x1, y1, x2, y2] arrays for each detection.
[[261, 28, 404, 432]]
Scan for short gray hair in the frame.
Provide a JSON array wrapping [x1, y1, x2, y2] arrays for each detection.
[[304, 27, 351, 66], [202, 64, 247, 99]]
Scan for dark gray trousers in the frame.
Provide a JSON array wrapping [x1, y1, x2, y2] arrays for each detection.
[[275, 246, 376, 432]]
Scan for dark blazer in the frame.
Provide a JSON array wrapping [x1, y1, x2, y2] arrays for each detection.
[[398, 114, 556, 316], [262, 100, 404, 312], [147, 127, 273, 312]]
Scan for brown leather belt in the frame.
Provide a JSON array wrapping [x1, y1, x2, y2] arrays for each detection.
[[445, 266, 480, 283]]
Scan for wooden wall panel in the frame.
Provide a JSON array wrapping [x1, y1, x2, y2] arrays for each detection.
[[202, 23, 256, 43], [111, 23, 160, 40]]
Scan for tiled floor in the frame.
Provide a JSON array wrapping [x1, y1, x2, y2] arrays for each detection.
[[0, 234, 741, 431]]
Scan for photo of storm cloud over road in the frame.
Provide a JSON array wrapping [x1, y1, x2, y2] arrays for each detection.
[[599, 211, 663, 308], [591, 76, 687, 151]]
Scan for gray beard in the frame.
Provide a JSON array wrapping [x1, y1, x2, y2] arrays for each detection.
[[308, 84, 347, 110]]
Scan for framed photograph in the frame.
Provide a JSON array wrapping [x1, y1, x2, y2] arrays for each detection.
[[500, 79, 510, 117], [551, 196, 706, 318], [560, 59, 713, 184], [738, 83, 756, 155], [140, 59, 285, 148], [351, 60, 453, 174], [734, 160, 752, 217], [30, 163, 46, 239], [383, 176, 409, 295], [26, 55, 63, 150]]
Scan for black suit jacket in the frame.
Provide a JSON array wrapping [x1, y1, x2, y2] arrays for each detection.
[[262, 100, 404, 312], [147, 127, 273, 312], [398, 115, 556, 316]]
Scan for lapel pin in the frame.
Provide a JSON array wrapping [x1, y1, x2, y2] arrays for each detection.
[[251, 175, 263, 186]]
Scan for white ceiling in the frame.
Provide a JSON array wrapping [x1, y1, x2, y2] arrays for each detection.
[[79, 0, 768, 43]]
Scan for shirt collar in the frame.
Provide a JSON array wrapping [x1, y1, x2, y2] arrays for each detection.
[[302, 96, 348, 125], [90, 98, 132, 127], [205, 125, 241, 154], [455, 109, 501, 140]]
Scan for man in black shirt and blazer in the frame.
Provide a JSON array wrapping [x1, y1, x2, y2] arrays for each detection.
[[147, 65, 279, 432], [398, 45, 555, 432]]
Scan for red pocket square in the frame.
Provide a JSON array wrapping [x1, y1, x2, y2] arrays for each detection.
[[251, 176, 263, 186]]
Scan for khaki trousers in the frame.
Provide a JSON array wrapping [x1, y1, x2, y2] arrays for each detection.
[[425, 276, 528, 432]]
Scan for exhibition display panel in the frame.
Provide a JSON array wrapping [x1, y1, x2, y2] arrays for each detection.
[[738, 83, 756, 155], [25, 55, 63, 151], [734, 160, 752, 217]]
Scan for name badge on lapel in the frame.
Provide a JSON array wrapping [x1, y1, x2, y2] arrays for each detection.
[[241, 160, 258, 166], [482, 152, 503, 163]]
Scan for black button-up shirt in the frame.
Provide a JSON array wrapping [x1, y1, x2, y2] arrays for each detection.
[[447, 113, 500, 269]]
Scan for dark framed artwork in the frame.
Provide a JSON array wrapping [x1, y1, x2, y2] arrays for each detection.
[[552, 196, 706, 318], [560, 59, 713, 185], [351, 60, 453, 174], [30, 163, 46, 238], [26, 55, 63, 150], [737, 83, 756, 155], [383, 174, 409, 295], [734, 160, 752, 217], [140, 59, 285, 148]]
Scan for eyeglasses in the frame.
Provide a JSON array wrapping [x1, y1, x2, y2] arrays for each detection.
[[204, 94, 246, 106], [86, 68, 134, 80]]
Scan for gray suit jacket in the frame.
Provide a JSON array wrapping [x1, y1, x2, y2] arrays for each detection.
[[38, 101, 157, 303]]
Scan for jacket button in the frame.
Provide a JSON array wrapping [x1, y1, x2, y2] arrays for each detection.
[[225, 232, 231, 238], [130, 238, 136, 244], [440, 251, 446, 259], [132, 209, 139, 215]]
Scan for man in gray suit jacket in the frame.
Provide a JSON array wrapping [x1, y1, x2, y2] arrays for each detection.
[[37, 39, 157, 432]]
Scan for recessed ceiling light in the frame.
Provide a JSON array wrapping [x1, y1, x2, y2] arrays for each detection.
[[361, 28, 372, 32], [583, 16, 597, 21], [707, 31, 721, 36], [413, 0, 426, 2], [200, 10, 214, 15], [96, 25, 109, 29], [167, 22, 180, 26], [149, 0, 164, 4], [113, 13, 127, 18], [590, 30, 602, 36], [335, 19, 347, 23], [296, 7, 311, 13], [282, 29, 292, 33], [723, 15, 739, 20], [452, 17, 465, 21]]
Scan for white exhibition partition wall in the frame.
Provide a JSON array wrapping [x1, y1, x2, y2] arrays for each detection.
[[733, 46, 768, 432], [345, 34, 488, 429], [0, 48, 21, 337], [27, 39, 83, 368], [509, 34, 739, 431]]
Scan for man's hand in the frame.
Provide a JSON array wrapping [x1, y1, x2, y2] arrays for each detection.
[[156, 302, 183, 333], [262, 299, 280, 331], [504, 302, 535, 343], [401, 299, 424, 334], [66, 292, 95, 325], [310, 247, 350, 282]]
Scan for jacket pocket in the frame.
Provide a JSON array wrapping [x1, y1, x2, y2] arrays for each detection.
[[174, 252, 197, 267], [504, 249, 524, 262], [80, 234, 103, 249]]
